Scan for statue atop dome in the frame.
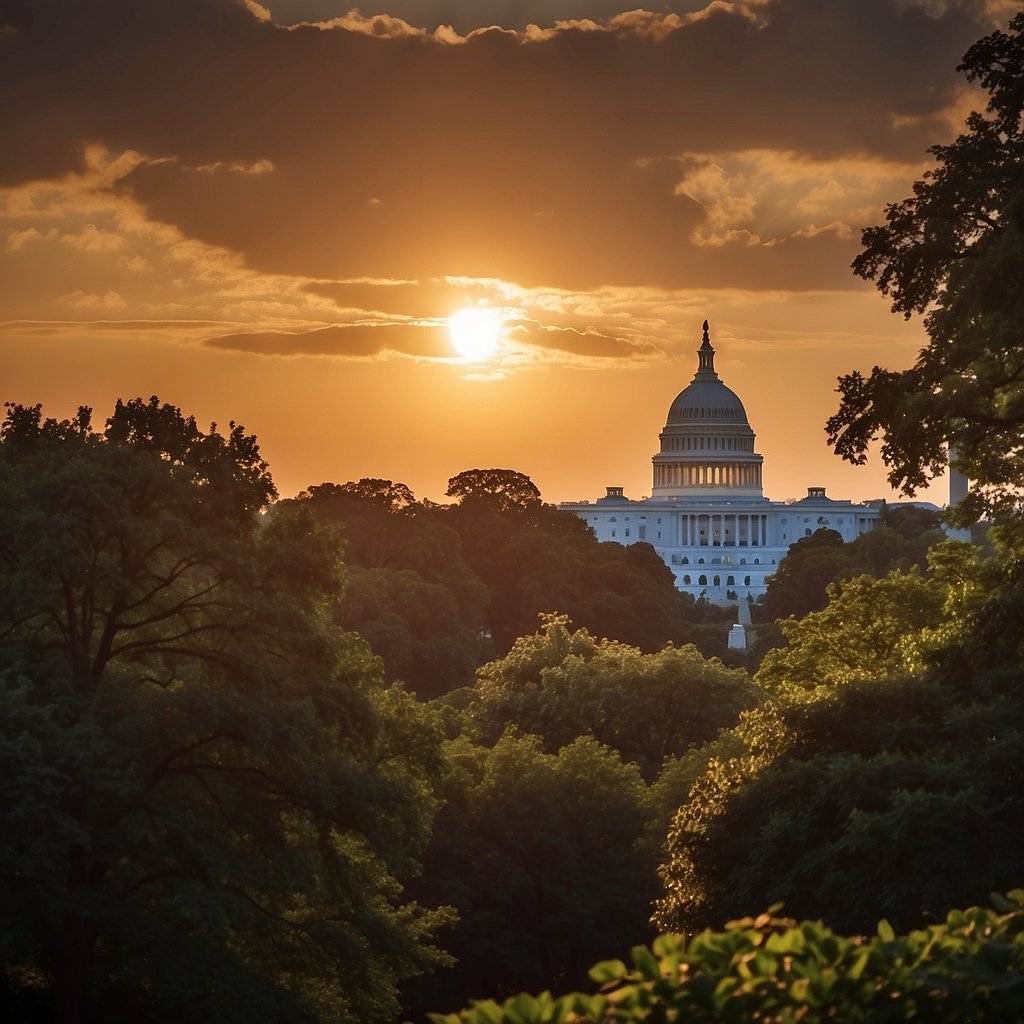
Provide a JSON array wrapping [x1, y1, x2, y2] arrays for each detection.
[[696, 319, 718, 378]]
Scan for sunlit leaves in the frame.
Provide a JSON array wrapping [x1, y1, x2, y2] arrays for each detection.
[[431, 896, 1024, 1023]]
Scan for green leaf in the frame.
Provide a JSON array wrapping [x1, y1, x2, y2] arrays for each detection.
[[877, 919, 895, 942], [589, 959, 628, 984], [990, 891, 1016, 913], [631, 945, 661, 980]]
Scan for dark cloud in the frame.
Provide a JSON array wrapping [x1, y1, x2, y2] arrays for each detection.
[[0, 0, 996, 293], [508, 317, 660, 359], [205, 321, 452, 357]]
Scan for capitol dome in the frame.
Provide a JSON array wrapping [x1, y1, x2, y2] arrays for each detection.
[[666, 380, 750, 424], [652, 322, 764, 499]]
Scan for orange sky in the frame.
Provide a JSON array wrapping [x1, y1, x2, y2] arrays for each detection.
[[1, 0, 1015, 505]]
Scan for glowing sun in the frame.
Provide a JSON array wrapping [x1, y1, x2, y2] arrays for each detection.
[[449, 306, 501, 361]]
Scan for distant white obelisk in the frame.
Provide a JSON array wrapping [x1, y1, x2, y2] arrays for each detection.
[[945, 446, 972, 542], [727, 595, 752, 651]]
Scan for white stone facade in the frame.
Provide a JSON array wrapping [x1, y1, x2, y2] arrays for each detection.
[[559, 322, 882, 605]]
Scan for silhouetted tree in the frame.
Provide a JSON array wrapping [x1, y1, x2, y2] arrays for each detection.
[[828, 14, 1024, 526], [446, 468, 542, 513]]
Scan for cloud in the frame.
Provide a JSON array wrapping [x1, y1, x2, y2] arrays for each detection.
[[507, 318, 661, 360], [205, 322, 454, 358], [0, 0, 996, 301], [60, 223, 126, 252], [5, 226, 55, 250], [59, 289, 127, 310]]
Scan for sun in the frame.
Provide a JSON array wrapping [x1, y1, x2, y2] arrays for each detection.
[[449, 306, 501, 361]]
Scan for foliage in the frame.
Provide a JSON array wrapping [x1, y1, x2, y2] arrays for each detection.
[[761, 528, 848, 621], [828, 14, 1024, 524], [756, 542, 991, 697], [0, 401, 450, 1024], [446, 468, 542, 513], [446, 497, 687, 654], [654, 663, 1024, 937], [293, 481, 489, 695], [298, 474, 693, 690], [333, 566, 489, 699], [429, 896, 1024, 1024], [468, 615, 761, 777], [403, 733, 654, 1018], [760, 509, 945, 624]]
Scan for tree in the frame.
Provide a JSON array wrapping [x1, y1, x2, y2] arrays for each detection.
[[827, 14, 1024, 525], [445, 469, 542, 513], [654, 537, 1016, 939], [403, 733, 653, 1018], [294, 480, 490, 696], [756, 570, 942, 697], [761, 528, 849, 621], [0, 401, 449, 1024], [756, 541, 990, 698], [334, 566, 488, 697], [654, 666, 1024, 937], [469, 615, 761, 778]]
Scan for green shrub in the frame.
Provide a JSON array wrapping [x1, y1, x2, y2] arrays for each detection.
[[428, 894, 1024, 1023]]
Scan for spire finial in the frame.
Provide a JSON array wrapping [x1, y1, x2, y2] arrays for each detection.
[[696, 318, 717, 375]]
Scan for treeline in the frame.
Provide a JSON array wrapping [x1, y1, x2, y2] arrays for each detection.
[[4, 395, 1023, 1024], [286, 472, 735, 696], [0, 398, 762, 1023]]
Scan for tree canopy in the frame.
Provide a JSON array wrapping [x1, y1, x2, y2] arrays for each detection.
[[404, 733, 654, 1018], [445, 469, 542, 513], [468, 615, 761, 778], [0, 400, 449, 1024], [297, 475, 696, 691], [654, 536, 1023, 938], [827, 14, 1024, 525]]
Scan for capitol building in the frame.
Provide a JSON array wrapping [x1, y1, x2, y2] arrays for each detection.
[[559, 322, 882, 605]]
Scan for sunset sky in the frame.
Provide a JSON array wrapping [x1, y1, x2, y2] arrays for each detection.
[[1, 0, 1014, 505]]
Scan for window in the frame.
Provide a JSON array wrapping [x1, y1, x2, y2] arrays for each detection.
[[713, 575, 721, 587], [805, 528, 812, 537], [625, 528, 630, 537], [610, 516, 617, 522], [611, 530, 616, 537], [754, 559, 760, 565], [638, 526, 646, 540], [740, 558, 746, 565], [698, 557, 705, 564], [744, 575, 751, 586], [698, 575, 708, 586], [726, 575, 735, 586], [683, 574, 691, 584], [681, 556, 689, 564], [657, 531, 661, 539]]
